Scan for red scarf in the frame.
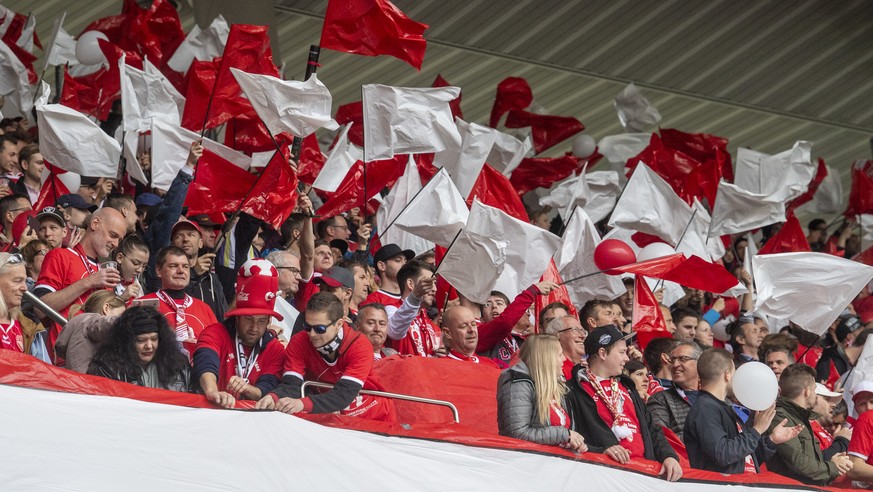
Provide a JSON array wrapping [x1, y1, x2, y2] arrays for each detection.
[[156, 290, 194, 341]]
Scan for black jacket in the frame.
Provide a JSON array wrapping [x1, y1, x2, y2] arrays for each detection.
[[815, 345, 850, 383], [683, 390, 776, 474], [565, 364, 678, 463]]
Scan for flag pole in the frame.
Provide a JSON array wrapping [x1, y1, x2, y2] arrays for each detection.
[[289, 45, 321, 159], [378, 170, 437, 238], [673, 208, 699, 251], [559, 270, 605, 285], [433, 229, 463, 276]]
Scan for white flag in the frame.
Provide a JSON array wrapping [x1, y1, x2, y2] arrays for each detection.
[[487, 131, 531, 176], [312, 123, 362, 192], [377, 156, 434, 255], [742, 232, 758, 287], [597, 133, 651, 165], [675, 198, 726, 262], [466, 200, 563, 299], [44, 13, 77, 69], [608, 162, 693, 245], [753, 252, 873, 334], [362, 84, 462, 162], [232, 69, 338, 138], [36, 104, 121, 178], [560, 169, 622, 224], [15, 12, 35, 53], [120, 57, 185, 132], [432, 118, 496, 199], [121, 131, 148, 186], [555, 207, 626, 307], [0, 39, 34, 114], [393, 168, 469, 248], [437, 230, 506, 304], [708, 181, 786, 238], [797, 164, 843, 215], [167, 15, 229, 74], [734, 141, 815, 202], [614, 83, 661, 132], [150, 119, 251, 191]]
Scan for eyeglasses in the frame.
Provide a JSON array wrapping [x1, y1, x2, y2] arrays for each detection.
[[557, 327, 588, 337], [302, 319, 338, 334], [276, 266, 301, 275], [36, 249, 48, 257], [668, 355, 698, 364], [1, 253, 23, 267]]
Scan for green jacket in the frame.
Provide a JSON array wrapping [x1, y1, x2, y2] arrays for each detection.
[[766, 396, 840, 485]]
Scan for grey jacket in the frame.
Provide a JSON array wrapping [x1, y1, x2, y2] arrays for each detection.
[[55, 314, 118, 373], [647, 385, 693, 440], [496, 361, 571, 446]]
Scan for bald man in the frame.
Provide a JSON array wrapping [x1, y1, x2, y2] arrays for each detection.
[[442, 306, 499, 367], [35, 208, 127, 358]]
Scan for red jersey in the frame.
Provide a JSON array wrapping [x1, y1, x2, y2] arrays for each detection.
[[0, 319, 24, 352], [848, 410, 873, 465], [195, 323, 286, 392], [446, 349, 500, 368], [809, 419, 833, 450], [386, 310, 441, 357], [35, 244, 100, 319], [580, 375, 646, 458], [549, 401, 571, 429], [294, 272, 321, 311], [362, 290, 402, 309], [141, 292, 218, 357]]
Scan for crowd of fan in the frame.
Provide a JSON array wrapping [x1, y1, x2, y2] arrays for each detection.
[[0, 116, 872, 486]]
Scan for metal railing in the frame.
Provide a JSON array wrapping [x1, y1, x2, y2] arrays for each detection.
[[24, 291, 67, 327], [301, 381, 460, 423]]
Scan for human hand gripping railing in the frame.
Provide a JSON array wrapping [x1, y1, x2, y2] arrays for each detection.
[[300, 380, 460, 423]]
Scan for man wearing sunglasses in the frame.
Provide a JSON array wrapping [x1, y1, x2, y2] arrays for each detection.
[[255, 292, 395, 422], [646, 341, 702, 441]]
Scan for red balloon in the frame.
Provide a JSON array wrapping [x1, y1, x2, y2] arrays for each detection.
[[594, 239, 637, 275]]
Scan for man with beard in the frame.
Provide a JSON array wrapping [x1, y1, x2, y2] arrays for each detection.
[[363, 244, 413, 309], [647, 341, 702, 440], [170, 218, 226, 321], [355, 303, 397, 360], [385, 260, 439, 357]]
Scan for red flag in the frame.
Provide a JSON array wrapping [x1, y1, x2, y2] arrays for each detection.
[[845, 160, 873, 217], [787, 158, 828, 213], [615, 254, 739, 294], [297, 134, 327, 185], [132, 0, 185, 66], [467, 164, 528, 222], [320, 0, 428, 70], [316, 156, 407, 218], [630, 232, 664, 249], [432, 74, 462, 119], [632, 276, 670, 351], [489, 77, 532, 128], [854, 245, 873, 268], [1, 9, 42, 50], [81, 0, 138, 44], [184, 149, 258, 215], [504, 110, 584, 154], [197, 25, 279, 131], [757, 213, 811, 255], [415, 153, 439, 183], [659, 128, 729, 167], [223, 114, 290, 155], [533, 260, 578, 332], [626, 133, 700, 200], [334, 101, 364, 147], [682, 148, 730, 207], [239, 151, 299, 231], [33, 164, 72, 212], [509, 153, 589, 196], [181, 58, 221, 131], [59, 69, 90, 115]]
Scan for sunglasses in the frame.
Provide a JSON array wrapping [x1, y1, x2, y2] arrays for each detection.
[[302, 319, 338, 334], [1, 253, 23, 267]]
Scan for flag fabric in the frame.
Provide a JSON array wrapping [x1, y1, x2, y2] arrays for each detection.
[[334, 101, 364, 146], [184, 149, 258, 215], [467, 164, 528, 222], [150, 119, 251, 191], [392, 168, 469, 248], [231, 69, 338, 138], [436, 230, 506, 304], [757, 214, 811, 255], [845, 160, 873, 217], [734, 141, 815, 202], [510, 153, 586, 196], [619, 255, 745, 295], [239, 151, 299, 231], [787, 158, 828, 213], [36, 104, 121, 178], [597, 133, 651, 166], [555, 207, 626, 307], [362, 84, 461, 162], [609, 162, 694, 246], [316, 155, 407, 217], [753, 252, 873, 334], [296, 134, 327, 185], [167, 15, 229, 74], [465, 200, 562, 300], [180, 58, 220, 131], [432, 74, 462, 119], [120, 57, 185, 132], [489, 77, 532, 128], [533, 260, 579, 328], [504, 110, 584, 154], [121, 131, 148, 186], [625, 133, 701, 201], [614, 83, 661, 132], [0, 38, 35, 114], [320, 0, 428, 70], [560, 167, 621, 224], [708, 180, 786, 238], [312, 123, 362, 192], [632, 275, 671, 350], [33, 168, 73, 212], [486, 130, 532, 177], [43, 13, 77, 69], [223, 112, 285, 155], [659, 128, 729, 167], [376, 156, 434, 255], [432, 118, 497, 199]]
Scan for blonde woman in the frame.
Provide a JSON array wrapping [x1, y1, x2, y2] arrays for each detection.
[[0, 253, 49, 360], [497, 334, 587, 452]]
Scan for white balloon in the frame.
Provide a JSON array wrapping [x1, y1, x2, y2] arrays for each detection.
[[637, 242, 675, 262], [572, 134, 596, 158], [76, 31, 108, 66], [732, 361, 778, 411]]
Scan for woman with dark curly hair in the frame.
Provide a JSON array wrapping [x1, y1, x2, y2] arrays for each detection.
[[88, 306, 190, 392]]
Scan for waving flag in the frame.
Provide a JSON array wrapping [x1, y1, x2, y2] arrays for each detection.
[[489, 77, 532, 128], [633, 275, 670, 350], [36, 104, 121, 178], [167, 15, 229, 74], [392, 168, 469, 248], [614, 83, 661, 132], [708, 181, 786, 238], [184, 149, 258, 215], [734, 141, 815, 202], [377, 156, 434, 254], [432, 118, 496, 198], [120, 56, 184, 132], [312, 123, 362, 193], [437, 230, 506, 304], [504, 110, 584, 154], [845, 160, 873, 217], [239, 151, 298, 231], [757, 213, 811, 255]]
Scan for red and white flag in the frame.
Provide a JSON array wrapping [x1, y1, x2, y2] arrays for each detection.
[[393, 168, 469, 248], [167, 15, 229, 74]]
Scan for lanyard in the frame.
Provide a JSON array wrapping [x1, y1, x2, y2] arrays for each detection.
[[68, 246, 97, 275], [235, 334, 260, 383]]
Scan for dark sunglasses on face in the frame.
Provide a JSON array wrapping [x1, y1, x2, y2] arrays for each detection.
[[302, 319, 338, 334]]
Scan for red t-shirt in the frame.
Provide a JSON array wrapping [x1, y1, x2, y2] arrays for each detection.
[[294, 272, 321, 311], [446, 349, 500, 368], [362, 290, 402, 309], [35, 244, 100, 319], [562, 358, 575, 382], [549, 401, 571, 429], [195, 323, 286, 391], [580, 376, 646, 458], [809, 419, 833, 451], [0, 320, 24, 352], [386, 310, 441, 357], [848, 410, 873, 465], [140, 292, 218, 357]]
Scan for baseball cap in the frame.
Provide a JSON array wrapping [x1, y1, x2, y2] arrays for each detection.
[[836, 315, 861, 343], [11, 211, 36, 246], [189, 214, 222, 228], [329, 239, 349, 256], [171, 217, 201, 237], [815, 382, 842, 399], [374, 243, 414, 264], [315, 266, 355, 290], [225, 258, 283, 320], [135, 193, 162, 207], [853, 381, 873, 403], [584, 324, 635, 357], [56, 193, 97, 212], [36, 207, 65, 228]]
